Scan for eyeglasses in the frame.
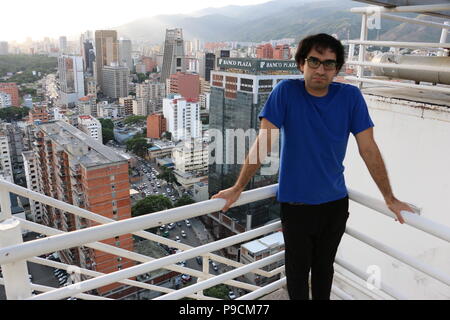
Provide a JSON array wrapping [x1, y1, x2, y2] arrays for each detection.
[[305, 56, 337, 70]]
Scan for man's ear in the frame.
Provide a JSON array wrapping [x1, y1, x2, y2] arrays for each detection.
[[298, 64, 304, 73]]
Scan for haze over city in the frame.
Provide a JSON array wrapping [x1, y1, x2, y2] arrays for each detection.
[[1, 0, 270, 42]]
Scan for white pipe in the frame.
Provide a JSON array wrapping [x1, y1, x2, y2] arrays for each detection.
[[348, 189, 450, 243], [27, 222, 281, 300], [331, 285, 355, 300], [344, 40, 450, 49], [344, 76, 450, 94], [351, 4, 450, 14], [334, 257, 407, 300], [380, 13, 450, 30], [155, 252, 284, 300], [346, 226, 450, 287], [346, 61, 450, 73]]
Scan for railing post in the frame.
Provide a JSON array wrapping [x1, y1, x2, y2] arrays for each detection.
[[357, 13, 368, 89], [0, 190, 32, 299], [438, 21, 449, 56]]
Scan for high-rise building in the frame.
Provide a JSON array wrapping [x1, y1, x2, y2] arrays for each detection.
[[168, 72, 200, 102], [146, 113, 167, 139], [102, 65, 129, 99], [59, 36, 67, 53], [94, 30, 119, 92], [0, 92, 11, 108], [256, 43, 273, 59], [0, 83, 20, 107], [172, 139, 208, 174], [82, 40, 95, 73], [28, 105, 50, 124], [0, 122, 25, 186], [273, 44, 291, 60], [160, 28, 186, 84], [208, 57, 300, 236], [205, 53, 215, 82], [22, 150, 44, 223], [78, 115, 102, 143], [32, 120, 134, 296], [77, 95, 97, 116], [162, 94, 201, 142], [119, 39, 133, 71], [0, 41, 9, 55], [119, 96, 136, 116], [57, 55, 85, 106]]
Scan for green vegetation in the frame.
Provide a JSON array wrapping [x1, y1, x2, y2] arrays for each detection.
[[132, 195, 173, 218], [123, 115, 147, 125], [0, 55, 57, 84], [174, 195, 195, 208], [98, 118, 115, 144], [204, 284, 229, 300], [157, 167, 177, 184], [126, 133, 152, 157], [0, 107, 29, 121]]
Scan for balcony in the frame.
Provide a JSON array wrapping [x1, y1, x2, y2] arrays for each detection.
[[0, 178, 449, 301]]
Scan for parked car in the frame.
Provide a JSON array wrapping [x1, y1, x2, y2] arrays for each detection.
[[185, 219, 191, 227], [168, 223, 175, 230], [181, 274, 192, 283], [196, 256, 202, 265], [175, 236, 180, 242], [228, 290, 236, 300], [211, 262, 218, 271], [181, 230, 186, 238]]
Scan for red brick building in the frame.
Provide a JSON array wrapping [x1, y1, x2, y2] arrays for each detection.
[[0, 83, 20, 107], [273, 44, 291, 60], [33, 120, 135, 297], [146, 113, 167, 139], [256, 44, 273, 59], [168, 72, 200, 102], [28, 105, 50, 124]]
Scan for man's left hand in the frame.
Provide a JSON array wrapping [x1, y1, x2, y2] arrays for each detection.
[[386, 198, 415, 224]]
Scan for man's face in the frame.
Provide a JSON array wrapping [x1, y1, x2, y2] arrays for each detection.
[[299, 47, 338, 95]]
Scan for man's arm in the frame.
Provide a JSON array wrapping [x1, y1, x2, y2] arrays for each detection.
[[355, 127, 413, 224], [211, 118, 279, 212]]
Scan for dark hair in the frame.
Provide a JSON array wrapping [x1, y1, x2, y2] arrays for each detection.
[[294, 33, 345, 72]]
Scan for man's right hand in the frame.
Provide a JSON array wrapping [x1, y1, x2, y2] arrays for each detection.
[[211, 186, 244, 213]]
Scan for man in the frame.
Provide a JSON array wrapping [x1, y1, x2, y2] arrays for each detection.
[[211, 33, 414, 300]]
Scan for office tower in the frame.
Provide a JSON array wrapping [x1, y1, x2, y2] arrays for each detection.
[[94, 30, 119, 92], [146, 113, 166, 139], [172, 139, 208, 174], [0, 41, 8, 55], [162, 94, 201, 141], [84, 77, 97, 98], [119, 39, 133, 71], [82, 40, 95, 73], [168, 72, 200, 102], [205, 53, 215, 82], [0, 83, 20, 107], [102, 65, 129, 99], [32, 120, 134, 296], [160, 28, 186, 84], [0, 122, 25, 186], [208, 57, 300, 236], [77, 115, 102, 143], [77, 95, 97, 116], [0, 129, 13, 182], [59, 36, 67, 53], [136, 80, 165, 113], [58, 55, 85, 106]]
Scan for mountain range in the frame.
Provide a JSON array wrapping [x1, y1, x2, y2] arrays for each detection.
[[114, 0, 447, 44]]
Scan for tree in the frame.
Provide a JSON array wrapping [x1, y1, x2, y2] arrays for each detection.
[[123, 115, 147, 126], [204, 284, 229, 299], [132, 195, 173, 217], [0, 107, 29, 121], [174, 195, 195, 208], [98, 118, 114, 130], [102, 128, 114, 144], [126, 136, 151, 157], [157, 167, 177, 184]]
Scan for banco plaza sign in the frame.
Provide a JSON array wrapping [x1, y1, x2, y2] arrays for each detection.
[[217, 58, 299, 73]]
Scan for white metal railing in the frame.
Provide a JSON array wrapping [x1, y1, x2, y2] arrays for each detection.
[[344, 3, 450, 93], [0, 178, 449, 300]]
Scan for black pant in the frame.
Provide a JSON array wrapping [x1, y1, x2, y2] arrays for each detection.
[[280, 196, 349, 300]]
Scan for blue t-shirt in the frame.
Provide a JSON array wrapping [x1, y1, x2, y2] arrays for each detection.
[[258, 79, 374, 204]]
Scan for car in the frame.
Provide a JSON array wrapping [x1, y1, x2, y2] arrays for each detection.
[[159, 225, 166, 231], [181, 274, 192, 283], [176, 260, 186, 267], [185, 220, 191, 227], [176, 221, 182, 227], [175, 236, 180, 242], [196, 256, 202, 265], [168, 223, 175, 230], [228, 290, 236, 300], [181, 230, 186, 238], [211, 262, 218, 271], [163, 231, 169, 237]]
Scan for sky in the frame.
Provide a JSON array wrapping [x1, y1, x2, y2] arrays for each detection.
[[1, 0, 271, 42]]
